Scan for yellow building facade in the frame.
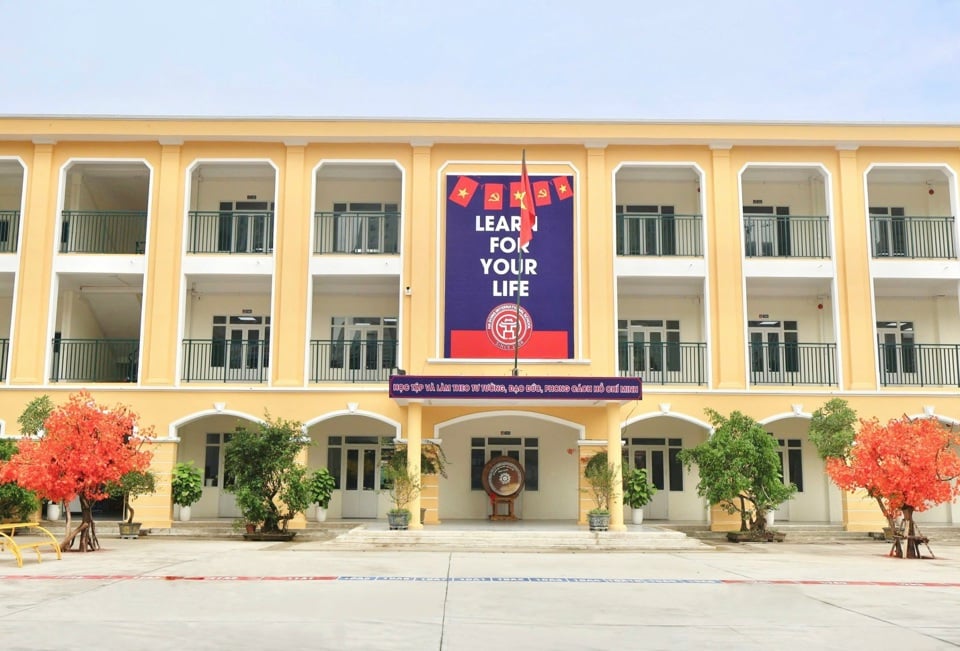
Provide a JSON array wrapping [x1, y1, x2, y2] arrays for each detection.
[[1, 117, 959, 533]]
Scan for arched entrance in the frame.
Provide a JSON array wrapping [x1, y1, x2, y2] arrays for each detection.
[[435, 411, 583, 521]]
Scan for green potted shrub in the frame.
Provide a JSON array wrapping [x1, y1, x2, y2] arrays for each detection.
[[383, 458, 421, 530], [16, 395, 56, 520], [224, 414, 311, 539], [0, 440, 40, 523], [623, 467, 657, 525], [583, 451, 617, 532], [106, 469, 157, 539], [171, 461, 204, 522], [307, 468, 336, 522]]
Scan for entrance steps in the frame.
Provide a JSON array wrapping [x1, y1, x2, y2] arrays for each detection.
[[319, 525, 711, 552], [664, 523, 960, 545]]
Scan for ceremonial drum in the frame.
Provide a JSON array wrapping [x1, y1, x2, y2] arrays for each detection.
[[481, 456, 525, 521]]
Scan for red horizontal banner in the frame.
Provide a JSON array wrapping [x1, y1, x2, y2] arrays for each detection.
[[450, 330, 568, 358]]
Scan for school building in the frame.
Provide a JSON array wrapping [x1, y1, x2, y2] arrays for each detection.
[[0, 116, 958, 532]]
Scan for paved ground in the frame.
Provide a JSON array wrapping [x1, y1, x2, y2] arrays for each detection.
[[2, 537, 959, 650]]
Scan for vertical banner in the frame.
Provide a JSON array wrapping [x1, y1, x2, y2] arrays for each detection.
[[444, 173, 575, 359]]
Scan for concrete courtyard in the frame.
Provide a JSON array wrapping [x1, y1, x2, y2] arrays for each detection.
[[1, 537, 959, 650]]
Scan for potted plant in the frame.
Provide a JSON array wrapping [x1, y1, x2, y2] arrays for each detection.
[[106, 469, 157, 539], [0, 440, 40, 523], [583, 452, 617, 532], [224, 414, 311, 539], [307, 468, 336, 522], [623, 467, 657, 525], [171, 461, 204, 522], [383, 458, 421, 530]]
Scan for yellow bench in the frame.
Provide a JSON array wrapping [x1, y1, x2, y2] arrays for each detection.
[[0, 522, 62, 568]]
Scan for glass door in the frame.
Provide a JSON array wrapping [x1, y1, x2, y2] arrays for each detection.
[[626, 447, 668, 519], [877, 321, 916, 382], [340, 444, 379, 518]]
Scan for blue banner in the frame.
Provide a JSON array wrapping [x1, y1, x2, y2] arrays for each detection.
[[389, 376, 641, 401]]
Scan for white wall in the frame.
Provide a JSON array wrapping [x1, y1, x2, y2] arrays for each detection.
[[615, 180, 700, 215], [745, 295, 836, 342], [315, 179, 401, 211], [309, 291, 398, 339], [191, 177, 276, 211], [867, 181, 952, 215], [876, 296, 960, 343], [184, 294, 273, 339], [741, 178, 828, 215], [616, 295, 705, 341]]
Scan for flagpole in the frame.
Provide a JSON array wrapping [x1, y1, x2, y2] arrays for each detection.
[[512, 150, 525, 377]]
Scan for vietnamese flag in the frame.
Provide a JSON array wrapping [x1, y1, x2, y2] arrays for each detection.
[[553, 176, 573, 200], [484, 183, 504, 211], [533, 180, 552, 207], [449, 176, 479, 207], [519, 152, 537, 248], [508, 181, 522, 208]]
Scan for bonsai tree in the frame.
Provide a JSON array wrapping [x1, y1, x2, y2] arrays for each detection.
[[223, 414, 311, 534], [583, 451, 618, 515], [106, 469, 157, 525], [307, 468, 336, 510], [0, 439, 40, 522], [384, 440, 448, 477], [678, 409, 796, 534], [826, 415, 960, 558], [171, 462, 203, 509], [383, 455, 421, 515], [623, 466, 657, 509], [0, 391, 154, 551]]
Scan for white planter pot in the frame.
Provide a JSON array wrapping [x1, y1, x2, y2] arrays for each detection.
[[631, 508, 644, 525], [179, 505, 192, 522], [315, 506, 328, 523], [46, 502, 61, 521], [765, 510, 775, 528]]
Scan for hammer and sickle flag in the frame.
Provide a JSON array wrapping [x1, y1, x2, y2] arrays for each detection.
[[484, 183, 504, 210], [533, 180, 552, 206]]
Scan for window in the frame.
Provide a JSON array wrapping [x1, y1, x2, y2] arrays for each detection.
[[776, 438, 804, 492], [329, 316, 398, 371], [332, 202, 399, 253], [748, 320, 799, 374], [470, 437, 539, 491], [618, 319, 681, 376], [869, 207, 906, 257], [877, 321, 915, 374], [210, 315, 270, 370], [217, 201, 274, 253], [744, 205, 790, 257], [616, 204, 675, 255]]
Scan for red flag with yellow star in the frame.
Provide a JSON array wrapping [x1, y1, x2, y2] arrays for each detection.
[[449, 176, 479, 207], [553, 176, 573, 200], [519, 155, 537, 248]]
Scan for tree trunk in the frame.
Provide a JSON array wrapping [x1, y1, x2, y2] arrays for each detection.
[[61, 495, 100, 552], [903, 505, 920, 559]]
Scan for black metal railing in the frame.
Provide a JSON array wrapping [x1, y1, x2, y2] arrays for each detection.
[[50, 339, 139, 382], [744, 215, 830, 258], [869, 215, 956, 259], [749, 342, 837, 385], [616, 213, 702, 256], [878, 343, 960, 387], [309, 339, 397, 382], [60, 211, 146, 254], [0, 211, 20, 253], [181, 339, 270, 382], [618, 341, 707, 385], [0, 338, 8, 380], [313, 212, 400, 254], [187, 211, 275, 254]]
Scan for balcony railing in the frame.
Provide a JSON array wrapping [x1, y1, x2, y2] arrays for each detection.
[[309, 339, 397, 382], [618, 341, 707, 385], [0, 338, 8, 380], [187, 211, 275, 254], [60, 211, 146, 254], [0, 211, 20, 253], [744, 215, 830, 258], [878, 343, 960, 387], [50, 339, 139, 382], [313, 212, 400, 254], [616, 213, 702, 257], [869, 215, 956, 259], [749, 342, 837, 385], [181, 339, 270, 382]]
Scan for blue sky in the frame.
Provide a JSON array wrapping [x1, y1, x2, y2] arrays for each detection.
[[2, 0, 960, 122]]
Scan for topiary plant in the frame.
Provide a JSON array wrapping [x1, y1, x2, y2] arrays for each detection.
[[171, 462, 204, 508], [307, 468, 336, 508]]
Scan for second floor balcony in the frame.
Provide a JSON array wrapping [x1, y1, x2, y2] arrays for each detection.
[[749, 341, 837, 386], [313, 211, 400, 254], [616, 212, 702, 257], [187, 211, 274, 254], [60, 211, 146, 254], [309, 339, 397, 383], [181, 339, 270, 383], [868, 215, 956, 259], [50, 338, 138, 383], [0, 211, 19, 253], [878, 343, 960, 387], [744, 215, 830, 258], [618, 341, 707, 385]]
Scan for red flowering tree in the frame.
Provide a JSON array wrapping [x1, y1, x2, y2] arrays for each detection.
[[0, 392, 154, 552], [827, 416, 960, 558]]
